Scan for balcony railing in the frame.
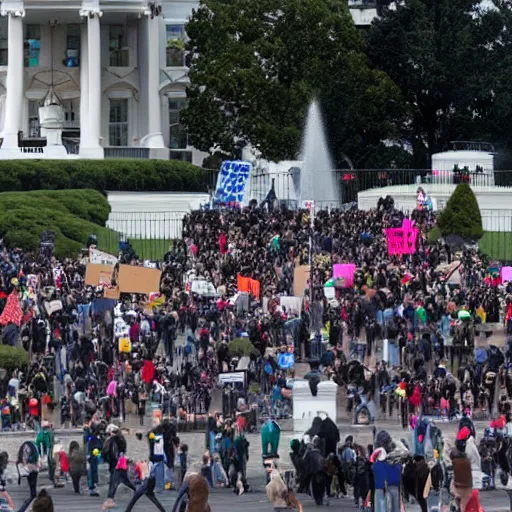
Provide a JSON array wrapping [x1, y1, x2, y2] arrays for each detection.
[[63, 119, 80, 129], [104, 147, 150, 159], [166, 47, 186, 67]]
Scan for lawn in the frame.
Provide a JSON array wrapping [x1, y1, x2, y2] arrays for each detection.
[[480, 231, 512, 262], [129, 239, 173, 261]]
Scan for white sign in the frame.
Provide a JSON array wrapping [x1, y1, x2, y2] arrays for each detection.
[[89, 248, 118, 266], [218, 372, 246, 385]]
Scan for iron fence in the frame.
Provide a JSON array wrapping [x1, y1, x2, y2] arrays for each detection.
[[247, 169, 512, 207], [101, 211, 188, 261]]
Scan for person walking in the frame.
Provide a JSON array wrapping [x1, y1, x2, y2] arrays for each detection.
[[68, 441, 86, 494], [450, 427, 473, 512]]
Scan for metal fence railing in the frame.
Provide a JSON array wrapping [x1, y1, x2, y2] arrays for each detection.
[[247, 169, 512, 207], [103, 211, 187, 261]]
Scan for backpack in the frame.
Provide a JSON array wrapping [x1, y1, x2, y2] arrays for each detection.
[[487, 345, 504, 371], [475, 347, 488, 365]]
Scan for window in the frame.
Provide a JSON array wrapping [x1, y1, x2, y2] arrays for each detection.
[[109, 25, 129, 66], [0, 18, 7, 65], [24, 25, 40, 68], [109, 99, 128, 146], [62, 99, 79, 129], [28, 100, 42, 137], [168, 98, 188, 149], [166, 25, 185, 67], [65, 24, 80, 68]]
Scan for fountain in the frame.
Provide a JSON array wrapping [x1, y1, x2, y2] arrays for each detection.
[[299, 100, 340, 207]]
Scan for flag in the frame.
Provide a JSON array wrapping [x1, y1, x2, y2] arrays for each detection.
[[0, 290, 23, 326]]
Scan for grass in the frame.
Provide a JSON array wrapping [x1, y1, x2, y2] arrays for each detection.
[[480, 231, 512, 262], [129, 239, 173, 261]]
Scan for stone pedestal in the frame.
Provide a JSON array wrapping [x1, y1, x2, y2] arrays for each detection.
[[39, 104, 68, 158]]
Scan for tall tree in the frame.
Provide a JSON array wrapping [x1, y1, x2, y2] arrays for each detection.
[[367, 0, 492, 167], [182, 0, 405, 167]]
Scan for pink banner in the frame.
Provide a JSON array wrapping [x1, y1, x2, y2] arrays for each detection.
[[386, 219, 419, 255], [501, 266, 512, 283], [332, 264, 356, 288]]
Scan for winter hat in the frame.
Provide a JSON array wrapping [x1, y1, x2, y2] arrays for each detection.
[[370, 448, 387, 463]]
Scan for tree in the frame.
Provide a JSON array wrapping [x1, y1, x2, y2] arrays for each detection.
[[437, 183, 483, 241], [367, 0, 495, 167], [182, 0, 406, 167]]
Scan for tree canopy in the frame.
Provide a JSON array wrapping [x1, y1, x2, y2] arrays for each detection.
[[367, 0, 510, 167], [182, 0, 405, 167]]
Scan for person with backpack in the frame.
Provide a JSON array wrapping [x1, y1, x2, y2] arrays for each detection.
[[103, 424, 127, 485]]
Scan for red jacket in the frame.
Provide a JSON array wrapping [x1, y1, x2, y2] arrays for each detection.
[[141, 360, 154, 385]]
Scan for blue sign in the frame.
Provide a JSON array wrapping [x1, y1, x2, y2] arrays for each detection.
[[215, 161, 251, 204], [278, 353, 295, 370]]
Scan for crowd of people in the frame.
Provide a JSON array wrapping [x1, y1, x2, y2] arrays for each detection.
[[0, 197, 512, 511]]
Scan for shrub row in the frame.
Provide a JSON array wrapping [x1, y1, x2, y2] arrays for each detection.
[[0, 345, 29, 370], [0, 189, 118, 259], [0, 159, 214, 193]]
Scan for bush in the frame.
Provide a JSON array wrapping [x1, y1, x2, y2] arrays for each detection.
[[437, 183, 483, 241], [0, 159, 215, 193], [428, 227, 442, 242], [0, 345, 29, 370], [0, 189, 118, 258], [227, 338, 260, 358]]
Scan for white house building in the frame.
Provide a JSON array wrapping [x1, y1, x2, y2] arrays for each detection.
[[0, 0, 378, 163], [0, 0, 207, 163]]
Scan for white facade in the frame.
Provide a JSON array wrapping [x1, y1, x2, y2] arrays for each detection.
[[0, 0, 207, 165]]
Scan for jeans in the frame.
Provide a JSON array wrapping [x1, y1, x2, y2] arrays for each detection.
[[374, 488, 386, 512], [108, 469, 136, 499], [88, 458, 98, 490], [388, 485, 400, 512], [151, 461, 165, 493], [125, 477, 165, 512]]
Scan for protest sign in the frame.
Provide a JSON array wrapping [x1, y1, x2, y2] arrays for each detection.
[[117, 265, 162, 295], [386, 219, 419, 255], [293, 265, 310, 297], [85, 264, 114, 286], [501, 266, 512, 283], [236, 274, 261, 300], [332, 264, 356, 288], [89, 248, 118, 266]]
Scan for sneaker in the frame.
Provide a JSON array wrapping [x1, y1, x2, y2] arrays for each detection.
[[90, 490, 100, 497], [102, 498, 116, 510]]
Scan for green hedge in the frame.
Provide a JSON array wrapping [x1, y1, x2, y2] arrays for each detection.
[[0, 159, 213, 193], [437, 183, 484, 241], [0, 189, 119, 258], [0, 345, 29, 370]]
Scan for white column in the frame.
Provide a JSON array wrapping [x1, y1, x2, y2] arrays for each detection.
[[144, 12, 165, 149], [2, 12, 24, 152], [79, 7, 103, 158], [79, 22, 89, 149]]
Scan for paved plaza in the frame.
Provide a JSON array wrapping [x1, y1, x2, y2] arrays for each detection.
[[1, 420, 510, 511]]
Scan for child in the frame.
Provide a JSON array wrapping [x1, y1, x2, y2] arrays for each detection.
[[211, 453, 229, 488]]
